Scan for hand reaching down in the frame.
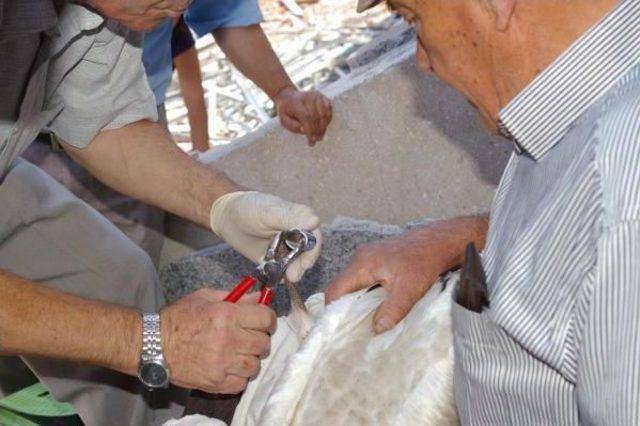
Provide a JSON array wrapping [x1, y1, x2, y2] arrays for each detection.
[[275, 87, 333, 146], [325, 217, 489, 333]]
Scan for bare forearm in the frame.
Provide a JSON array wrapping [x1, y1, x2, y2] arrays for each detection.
[[402, 215, 489, 271], [213, 24, 294, 101], [174, 47, 210, 152], [0, 270, 141, 375], [61, 120, 241, 227]]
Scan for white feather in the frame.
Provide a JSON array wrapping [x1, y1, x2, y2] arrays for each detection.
[[167, 275, 458, 426]]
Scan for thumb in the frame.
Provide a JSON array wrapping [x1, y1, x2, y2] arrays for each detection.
[[324, 263, 372, 304], [194, 288, 261, 304], [280, 113, 303, 134], [260, 197, 320, 233], [372, 288, 417, 334], [284, 228, 323, 282], [193, 288, 231, 302]]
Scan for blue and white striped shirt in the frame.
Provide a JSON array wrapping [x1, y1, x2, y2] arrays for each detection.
[[453, 1, 640, 424]]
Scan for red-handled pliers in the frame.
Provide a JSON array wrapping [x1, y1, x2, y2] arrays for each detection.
[[224, 229, 317, 306]]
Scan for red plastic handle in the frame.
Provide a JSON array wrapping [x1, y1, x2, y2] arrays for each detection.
[[224, 276, 257, 303], [258, 286, 273, 305]]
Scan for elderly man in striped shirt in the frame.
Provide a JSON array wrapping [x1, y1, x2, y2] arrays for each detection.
[[328, 0, 640, 423]]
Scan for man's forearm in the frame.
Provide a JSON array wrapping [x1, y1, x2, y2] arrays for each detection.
[[61, 120, 241, 228], [409, 215, 490, 272], [0, 270, 141, 375], [213, 24, 295, 101]]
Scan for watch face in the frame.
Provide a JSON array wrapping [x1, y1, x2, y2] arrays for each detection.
[[139, 361, 169, 388]]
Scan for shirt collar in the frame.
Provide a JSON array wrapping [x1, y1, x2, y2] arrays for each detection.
[[497, 0, 640, 161]]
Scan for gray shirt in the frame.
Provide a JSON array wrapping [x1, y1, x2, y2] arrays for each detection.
[[0, 1, 157, 178], [453, 1, 640, 424]]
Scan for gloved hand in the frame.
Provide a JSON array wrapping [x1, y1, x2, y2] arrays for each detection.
[[210, 191, 322, 282]]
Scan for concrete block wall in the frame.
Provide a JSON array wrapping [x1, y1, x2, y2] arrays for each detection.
[[161, 29, 511, 265]]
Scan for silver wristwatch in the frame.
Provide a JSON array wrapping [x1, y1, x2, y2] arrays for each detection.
[[137, 313, 170, 390]]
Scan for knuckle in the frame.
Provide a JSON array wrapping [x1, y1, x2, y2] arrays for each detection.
[[255, 307, 276, 331], [225, 377, 248, 394], [251, 332, 271, 356], [246, 356, 260, 373], [216, 301, 237, 320]]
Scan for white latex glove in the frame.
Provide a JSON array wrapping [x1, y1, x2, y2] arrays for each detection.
[[210, 191, 322, 282]]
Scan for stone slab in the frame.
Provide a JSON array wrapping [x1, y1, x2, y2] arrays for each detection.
[[160, 217, 409, 316]]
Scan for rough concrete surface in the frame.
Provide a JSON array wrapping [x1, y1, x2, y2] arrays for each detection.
[[199, 60, 510, 225], [160, 217, 414, 315]]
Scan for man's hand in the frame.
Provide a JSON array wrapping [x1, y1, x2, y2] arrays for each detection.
[[85, 0, 190, 31], [325, 217, 489, 333], [275, 87, 333, 146], [210, 191, 322, 283], [326, 234, 446, 334], [161, 289, 276, 394]]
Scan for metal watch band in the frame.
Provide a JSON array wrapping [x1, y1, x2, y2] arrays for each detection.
[[141, 313, 163, 362]]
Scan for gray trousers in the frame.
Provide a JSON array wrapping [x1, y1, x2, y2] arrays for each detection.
[[0, 159, 186, 425]]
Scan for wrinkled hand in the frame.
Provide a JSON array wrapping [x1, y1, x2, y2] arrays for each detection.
[[325, 233, 445, 334], [275, 87, 332, 146], [86, 0, 190, 31], [210, 191, 322, 282], [161, 289, 276, 394]]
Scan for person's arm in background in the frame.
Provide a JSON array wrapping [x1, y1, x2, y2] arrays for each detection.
[[0, 269, 274, 393], [174, 45, 210, 152], [213, 24, 332, 146], [326, 215, 489, 333]]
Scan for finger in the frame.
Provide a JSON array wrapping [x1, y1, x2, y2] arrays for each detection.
[[314, 96, 327, 129], [192, 288, 230, 302], [285, 228, 322, 282], [259, 198, 320, 235], [296, 118, 315, 145], [280, 113, 303, 134], [318, 117, 330, 140], [236, 304, 277, 333], [372, 287, 421, 334], [302, 125, 316, 146], [227, 355, 261, 379], [214, 374, 248, 395], [237, 292, 261, 304], [302, 98, 320, 142], [324, 260, 375, 304], [289, 98, 315, 142], [236, 329, 271, 358]]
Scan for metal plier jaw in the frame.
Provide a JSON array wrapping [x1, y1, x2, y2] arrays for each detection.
[[224, 228, 317, 305], [254, 229, 317, 288]]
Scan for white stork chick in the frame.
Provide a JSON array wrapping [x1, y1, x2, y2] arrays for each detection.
[[235, 274, 458, 426], [167, 275, 458, 426]]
